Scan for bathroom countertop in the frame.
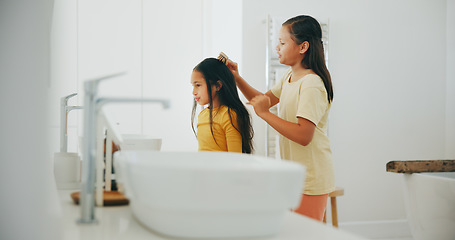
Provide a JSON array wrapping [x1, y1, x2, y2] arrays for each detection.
[[58, 190, 367, 240]]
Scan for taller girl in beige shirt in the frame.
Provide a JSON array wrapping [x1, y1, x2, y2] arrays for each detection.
[[227, 15, 335, 221]]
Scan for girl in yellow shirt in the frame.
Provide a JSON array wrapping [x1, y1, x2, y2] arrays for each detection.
[[227, 15, 335, 221], [191, 58, 254, 153]]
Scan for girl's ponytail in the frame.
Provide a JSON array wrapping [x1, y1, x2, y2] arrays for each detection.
[[283, 15, 333, 103]]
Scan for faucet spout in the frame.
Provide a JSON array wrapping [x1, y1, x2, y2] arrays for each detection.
[[60, 93, 83, 153], [78, 72, 170, 224]]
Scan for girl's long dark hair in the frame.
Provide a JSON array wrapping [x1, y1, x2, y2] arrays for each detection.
[[283, 15, 333, 103], [191, 58, 254, 153]]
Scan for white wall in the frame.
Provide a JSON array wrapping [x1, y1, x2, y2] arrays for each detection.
[[49, 0, 79, 155], [202, 0, 243, 67], [78, 0, 144, 138], [242, 0, 451, 238], [141, 0, 203, 151]]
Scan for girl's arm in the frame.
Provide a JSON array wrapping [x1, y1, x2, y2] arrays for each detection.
[[248, 95, 316, 146], [227, 59, 279, 107]]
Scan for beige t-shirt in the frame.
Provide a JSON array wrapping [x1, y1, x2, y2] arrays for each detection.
[[271, 68, 335, 195]]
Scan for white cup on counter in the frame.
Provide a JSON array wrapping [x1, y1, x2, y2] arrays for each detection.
[[53, 152, 81, 189]]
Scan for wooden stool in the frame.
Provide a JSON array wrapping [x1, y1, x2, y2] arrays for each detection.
[[323, 186, 344, 227]]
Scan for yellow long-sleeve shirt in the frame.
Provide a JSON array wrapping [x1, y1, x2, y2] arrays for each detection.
[[197, 105, 242, 152]]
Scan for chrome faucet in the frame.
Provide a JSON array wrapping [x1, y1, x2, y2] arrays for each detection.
[[78, 72, 170, 224], [60, 93, 83, 153]]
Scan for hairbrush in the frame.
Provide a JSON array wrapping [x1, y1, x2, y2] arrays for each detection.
[[217, 52, 229, 65]]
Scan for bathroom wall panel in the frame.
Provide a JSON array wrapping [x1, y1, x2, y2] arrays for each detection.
[[49, 0, 145, 156], [49, 0, 79, 132], [78, 0, 143, 135], [142, 0, 204, 151]]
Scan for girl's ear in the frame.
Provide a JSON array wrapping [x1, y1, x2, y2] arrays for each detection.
[[216, 80, 223, 91], [299, 41, 309, 54]]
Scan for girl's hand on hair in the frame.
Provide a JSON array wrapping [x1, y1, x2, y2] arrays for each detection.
[[226, 59, 241, 80], [247, 94, 271, 117]]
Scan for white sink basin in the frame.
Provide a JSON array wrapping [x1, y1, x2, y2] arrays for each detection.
[[114, 151, 305, 239]]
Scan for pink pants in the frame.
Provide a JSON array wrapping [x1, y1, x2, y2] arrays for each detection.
[[293, 194, 328, 221]]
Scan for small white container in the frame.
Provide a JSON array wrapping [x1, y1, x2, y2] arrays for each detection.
[[120, 134, 162, 151], [53, 152, 81, 189], [115, 151, 305, 239]]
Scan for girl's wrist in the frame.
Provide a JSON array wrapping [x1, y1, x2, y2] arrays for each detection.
[[257, 110, 272, 119], [234, 75, 242, 83]]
